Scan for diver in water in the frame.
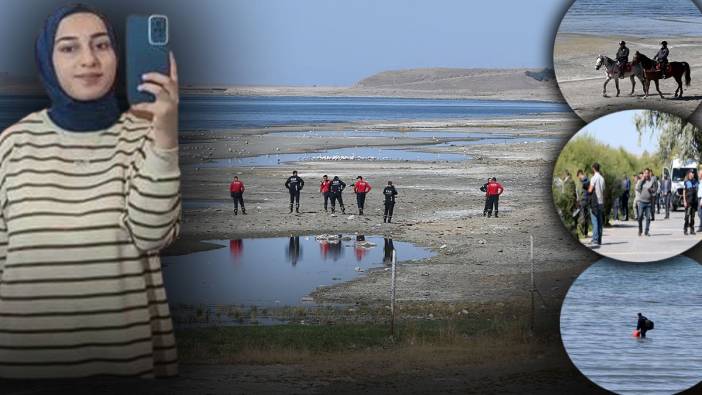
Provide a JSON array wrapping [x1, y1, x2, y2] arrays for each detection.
[[636, 313, 654, 338]]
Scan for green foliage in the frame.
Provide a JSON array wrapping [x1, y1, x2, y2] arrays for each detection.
[[635, 110, 702, 163], [553, 134, 664, 238]]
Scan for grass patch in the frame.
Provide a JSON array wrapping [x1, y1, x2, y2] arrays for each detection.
[[175, 315, 538, 364]]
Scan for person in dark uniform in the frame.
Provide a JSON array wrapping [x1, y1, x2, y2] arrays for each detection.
[[329, 176, 346, 214], [654, 41, 669, 78], [285, 170, 305, 213], [480, 177, 490, 216], [383, 181, 398, 223], [636, 313, 653, 338], [577, 170, 591, 236], [229, 175, 246, 215], [320, 175, 331, 212], [616, 40, 629, 79], [683, 169, 698, 235]]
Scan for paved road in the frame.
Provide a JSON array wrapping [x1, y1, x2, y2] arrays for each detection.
[[582, 207, 702, 262]]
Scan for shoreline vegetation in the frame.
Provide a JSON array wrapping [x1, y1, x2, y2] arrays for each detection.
[[0, 67, 565, 102]]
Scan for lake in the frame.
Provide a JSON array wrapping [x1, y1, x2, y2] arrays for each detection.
[[560, 0, 702, 37], [0, 95, 568, 131], [561, 256, 702, 395]]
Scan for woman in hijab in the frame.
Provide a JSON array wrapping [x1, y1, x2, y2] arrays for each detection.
[[0, 4, 180, 378]]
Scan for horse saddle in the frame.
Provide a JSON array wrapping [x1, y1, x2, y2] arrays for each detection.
[[654, 63, 671, 74]]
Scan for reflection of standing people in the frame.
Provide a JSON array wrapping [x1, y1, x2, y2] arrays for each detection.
[[230, 176, 246, 215], [320, 175, 331, 212], [287, 236, 301, 265], [660, 173, 672, 219], [577, 170, 591, 236], [383, 181, 398, 223], [229, 239, 244, 258], [353, 176, 372, 215], [285, 170, 305, 214], [329, 176, 346, 214], [485, 177, 504, 218], [683, 170, 698, 235], [383, 238, 395, 266], [636, 168, 657, 237], [588, 163, 605, 246], [355, 235, 368, 261]]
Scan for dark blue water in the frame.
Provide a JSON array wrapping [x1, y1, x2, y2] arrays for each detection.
[[561, 257, 702, 395], [560, 0, 702, 37], [162, 236, 434, 308], [0, 95, 567, 132]]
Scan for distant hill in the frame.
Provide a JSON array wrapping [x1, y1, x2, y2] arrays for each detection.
[[348, 67, 562, 101]]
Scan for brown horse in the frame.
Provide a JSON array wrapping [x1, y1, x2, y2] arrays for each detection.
[[632, 51, 691, 98]]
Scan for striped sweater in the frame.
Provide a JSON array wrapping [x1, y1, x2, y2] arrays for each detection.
[[0, 109, 180, 378]]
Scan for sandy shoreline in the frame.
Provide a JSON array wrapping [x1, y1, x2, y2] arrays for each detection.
[[169, 112, 596, 310], [554, 33, 702, 122]]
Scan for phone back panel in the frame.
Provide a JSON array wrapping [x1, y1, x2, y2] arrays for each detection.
[[126, 15, 170, 105]]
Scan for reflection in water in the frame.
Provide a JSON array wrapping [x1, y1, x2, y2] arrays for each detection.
[[355, 235, 368, 261], [383, 238, 395, 266], [319, 235, 344, 261], [229, 239, 243, 261], [286, 236, 302, 265], [162, 235, 435, 308]]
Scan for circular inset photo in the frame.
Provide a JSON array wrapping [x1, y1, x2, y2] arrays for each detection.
[[553, 0, 702, 122], [552, 109, 702, 262], [561, 256, 702, 395]]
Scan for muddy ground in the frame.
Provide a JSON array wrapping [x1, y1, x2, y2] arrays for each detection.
[[554, 33, 702, 122]]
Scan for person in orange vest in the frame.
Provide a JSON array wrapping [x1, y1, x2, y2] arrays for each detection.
[[320, 174, 332, 212], [353, 176, 372, 215], [229, 175, 246, 215], [485, 177, 504, 218]]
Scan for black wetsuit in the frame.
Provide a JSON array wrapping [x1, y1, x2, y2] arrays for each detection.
[[285, 175, 305, 212], [383, 185, 398, 222], [637, 315, 650, 338], [330, 178, 346, 213]]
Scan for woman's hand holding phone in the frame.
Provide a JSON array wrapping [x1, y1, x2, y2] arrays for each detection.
[[130, 51, 178, 150]]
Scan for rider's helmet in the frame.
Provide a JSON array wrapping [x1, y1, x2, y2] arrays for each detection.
[[662, 41, 668, 46], [620, 41, 626, 45]]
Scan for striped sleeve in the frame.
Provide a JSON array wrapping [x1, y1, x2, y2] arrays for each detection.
[[0, 127, 13, 288], [121, 135, 181, 252]]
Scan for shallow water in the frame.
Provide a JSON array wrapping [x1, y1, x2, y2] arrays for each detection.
[[161, 235, 434, 308], [560, 0, 702, 37], [561, 257, 702, 394], [190, 146, 470, 168], [271, 130, 513, 139], [0, 95, 567, 132]]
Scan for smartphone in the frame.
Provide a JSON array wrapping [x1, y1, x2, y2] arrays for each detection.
[[126, 15, 170, 105]]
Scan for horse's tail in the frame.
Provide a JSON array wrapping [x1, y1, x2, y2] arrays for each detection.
[[684, 62, 691, 86]]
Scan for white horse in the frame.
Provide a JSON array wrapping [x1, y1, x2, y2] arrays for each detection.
[[595, 55, 645, 97]]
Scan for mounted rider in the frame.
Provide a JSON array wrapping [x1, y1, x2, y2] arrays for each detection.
[[616, 40, 629, 79], [654, 41, 669, 78]]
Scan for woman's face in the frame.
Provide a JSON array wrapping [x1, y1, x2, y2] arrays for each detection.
[[52, 12, 116, 101]]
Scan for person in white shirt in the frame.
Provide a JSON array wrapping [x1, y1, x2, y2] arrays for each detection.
[[588, 162, 605, 246]]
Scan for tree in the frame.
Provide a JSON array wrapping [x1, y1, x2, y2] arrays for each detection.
[[634, 111, 702, 163]]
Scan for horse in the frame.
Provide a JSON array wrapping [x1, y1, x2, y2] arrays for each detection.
[[595, 55, 645, 97], [632, 51, 691, 99]]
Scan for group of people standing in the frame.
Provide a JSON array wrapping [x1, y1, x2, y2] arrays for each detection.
[[480, 177, 505, 217], [572, 163, 701, 247], [230, 171, 399, 223]]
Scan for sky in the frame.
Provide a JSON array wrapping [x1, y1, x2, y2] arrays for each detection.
[[0, 0, 572, 86], [578, 110, 661, 156]]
